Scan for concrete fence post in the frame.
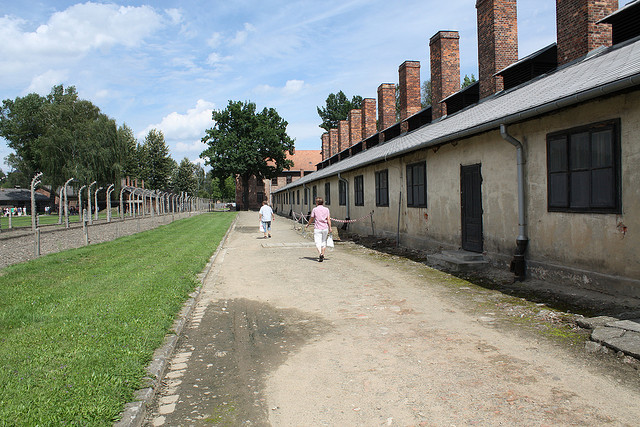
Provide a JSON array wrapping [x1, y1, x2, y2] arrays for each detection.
[[106, 184, 114, 222], [87, 181, 96, 225], [34, 228, 41, 257], [31, 172, 43, 231], [82, 208, 89, 245], [78, 185, 86, 225], [94, 186, 102, 221], [63, 178, 74, 229]]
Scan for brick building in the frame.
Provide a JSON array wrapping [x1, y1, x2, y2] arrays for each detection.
[[273, 0, 640, 299], [235, 150, 322, 211]]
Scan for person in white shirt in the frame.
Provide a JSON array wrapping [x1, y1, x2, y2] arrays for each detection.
[[258, 200, 274, 239]]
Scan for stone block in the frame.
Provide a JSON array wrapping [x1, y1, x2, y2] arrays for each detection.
[[591, 326, 624, 343], [576, 316, 618, 329], [606, 331, 640, 359], [606, 319, 640, 333]]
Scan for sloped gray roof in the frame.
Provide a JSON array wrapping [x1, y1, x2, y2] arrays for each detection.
[[277, 36, 640, 193], [0, 188, 49, 202]]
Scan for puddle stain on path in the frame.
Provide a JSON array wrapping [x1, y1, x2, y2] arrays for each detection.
[[147, 298, 331, 426]]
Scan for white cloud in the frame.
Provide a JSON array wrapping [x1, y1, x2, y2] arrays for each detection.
[[253, 80, 306, 96], [283, 79, 305, 95], [26, 69, 69, 94], [138, 99, 215, 141], [176, 140, 207, 153], [94, 89, 110, 100], [206, 52, 223, 65], [207, 32, 222, 48], [253, 84, 275, 94], [230, 22, 256, 46], [165, 8, 183, 25], [0, 3, 164, 62]]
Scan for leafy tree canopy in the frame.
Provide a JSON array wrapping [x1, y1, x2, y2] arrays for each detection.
[[207, 174, 235, 202], [171, 157, 198, 195], [317, 91, 362, 131], [462, 73, 477, 89], [0, 84, 123, 190], [422, 79, 432, 108], [201, 100, 294, 209], [139, 129, 174, 191], [201, 100, 294, 181], [117, 123, 140, 181]]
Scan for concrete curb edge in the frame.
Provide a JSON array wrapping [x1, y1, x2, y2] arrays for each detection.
[[114, 213, 238, 426]]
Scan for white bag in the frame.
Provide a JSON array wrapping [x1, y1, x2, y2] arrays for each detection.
[[259, 222, 264, 233], [327, 234, 334, 248]]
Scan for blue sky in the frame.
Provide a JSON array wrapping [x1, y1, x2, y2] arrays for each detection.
[[0, 0, 629, 173]]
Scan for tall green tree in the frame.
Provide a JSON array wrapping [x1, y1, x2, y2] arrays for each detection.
[[207, 174, 235, 201], [117, 124, 140, 181], [139, 129, 174, 190], [317, 91, 363, 131], [194, 163, 207, 198], [0, 85, 120, 191], [462, 73, 477, 89], [171, 157, 198, 195], [201, 100, 294, 210], [422, 79, 432, 108]]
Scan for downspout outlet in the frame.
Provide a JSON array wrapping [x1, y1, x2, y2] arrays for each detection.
[[500, 124, 529, 281]]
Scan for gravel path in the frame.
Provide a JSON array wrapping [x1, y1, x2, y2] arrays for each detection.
[[145, 211, 640, 426], [0, 212, 197, 269]]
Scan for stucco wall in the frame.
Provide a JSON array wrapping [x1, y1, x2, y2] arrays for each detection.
[[519, 91, 640, 282], [273, 90, 640, 294]]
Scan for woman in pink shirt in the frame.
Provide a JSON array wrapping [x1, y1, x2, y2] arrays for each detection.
[[306, 197, 332, 262]]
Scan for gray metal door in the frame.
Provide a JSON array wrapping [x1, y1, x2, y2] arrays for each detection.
[[461, 164, 483, 252]]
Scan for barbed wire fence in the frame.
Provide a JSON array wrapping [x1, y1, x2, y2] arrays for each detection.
[[0, 173, 218, 269]]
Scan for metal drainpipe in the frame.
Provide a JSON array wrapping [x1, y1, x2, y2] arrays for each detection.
[[337, 173, 350, 228], [500, 124, 529, 281]]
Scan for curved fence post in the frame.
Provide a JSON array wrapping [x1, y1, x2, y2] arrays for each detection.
[[58, 186, 64, 225], [63, 178, 75, 229], [106, 184, 114, 222], [87, 181, 96, 225], [78, 184, 86, 224], [119, 186, 128, 220], [94, 186, 103, 221], [31, 172, 43, 231]]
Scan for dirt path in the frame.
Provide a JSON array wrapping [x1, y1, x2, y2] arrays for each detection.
[[146, 211, 640, 426]]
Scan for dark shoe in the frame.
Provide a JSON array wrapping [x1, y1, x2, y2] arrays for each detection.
[[319, 254, 324, 262], [268, 234, 272, 238]]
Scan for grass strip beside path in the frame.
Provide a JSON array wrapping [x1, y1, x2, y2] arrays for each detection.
[[0, 212, 236, 426]]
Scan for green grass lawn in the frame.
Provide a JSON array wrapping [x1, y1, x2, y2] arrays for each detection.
[[0, 212, 236, 426]]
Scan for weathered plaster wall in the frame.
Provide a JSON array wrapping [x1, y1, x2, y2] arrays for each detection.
[[520, 91, 640, 282], [273, 90, 640, 295]]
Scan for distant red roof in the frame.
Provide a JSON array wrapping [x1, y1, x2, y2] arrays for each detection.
[[268, 150, 322, 171]]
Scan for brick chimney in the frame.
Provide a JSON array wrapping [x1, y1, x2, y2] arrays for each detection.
[[399, 61, 421, 121], [361, 98, 377, 140], [556, 0, 617, 66], [321, 132, 330, 160], [348, 109, 362, 147], [377, 83, 396, 132], [430, 31, 460, 120], [329, 128, 338, 157], [338, 120, 349, 152], [476, 0, 518, 99]]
